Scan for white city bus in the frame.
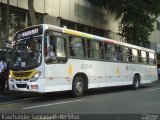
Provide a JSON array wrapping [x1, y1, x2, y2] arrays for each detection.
[[9, 24, 157, 97]]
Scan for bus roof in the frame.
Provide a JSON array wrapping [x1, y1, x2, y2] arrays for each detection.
[[16, 24, 155, 53]]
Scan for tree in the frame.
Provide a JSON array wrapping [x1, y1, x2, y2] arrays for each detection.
[[28, 0, 37, 25], [88, 0, 160, 47]]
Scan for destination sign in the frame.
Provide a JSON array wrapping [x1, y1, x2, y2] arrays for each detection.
[[16, 26, 43, 40]]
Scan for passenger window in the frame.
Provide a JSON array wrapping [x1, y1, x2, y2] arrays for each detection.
[[131, 49, 139, 63], [123, 47, 130, 62], [44, 31, 67, 64], [118, 46, 130, 62], [87, 40, 103, 59], [104, 44, 118, 61], [69, 37, 85, 58], [141, 51, 147, 64], [56, 38, 66, 57], [149, 52, 156, 65]]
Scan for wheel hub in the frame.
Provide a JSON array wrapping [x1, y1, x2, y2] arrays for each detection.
[[76, 82, 83, 93]]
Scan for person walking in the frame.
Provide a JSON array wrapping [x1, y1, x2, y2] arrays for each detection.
[[0, 58, 7, 94]]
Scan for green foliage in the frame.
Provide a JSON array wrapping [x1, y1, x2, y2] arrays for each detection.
[[88, 0, 160, 47]]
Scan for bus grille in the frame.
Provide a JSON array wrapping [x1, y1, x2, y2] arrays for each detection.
[[13, 71, 32, 77], [16, 84, 27, 88], [15, 79, 29, 81]]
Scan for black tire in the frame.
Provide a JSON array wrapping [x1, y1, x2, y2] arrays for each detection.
[[72, 76, 85, 97], [133, 74, 140, 89]]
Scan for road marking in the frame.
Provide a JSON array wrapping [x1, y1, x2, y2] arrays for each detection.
[[145, 87, 160, 92], [22, 99, 86, 110]]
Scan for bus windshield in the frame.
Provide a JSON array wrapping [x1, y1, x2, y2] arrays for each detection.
[[11, 37, 42, 70]]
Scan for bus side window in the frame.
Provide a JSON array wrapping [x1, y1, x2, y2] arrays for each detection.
[[44, 36, 47, 56], [121, 46, 130, 62], [44, 34, 56, 63], [50, 36, 57, 55], [44, 31, 66, 64], [87, 40, 103, 60], [149, 52, 156, 65], [105, 44, 117, 61], [131, 49, 139, 63], [99, 42, 104, 59], [141, 51, 147, 64], [69, 37, 75, 56], [69, 36, 85, 58], [87, 40, 91, 58], [88, 40, 94, 59], [118, 46, 124, 62]]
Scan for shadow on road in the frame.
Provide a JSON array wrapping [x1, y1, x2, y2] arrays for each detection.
[[0, 81, 159, 103]]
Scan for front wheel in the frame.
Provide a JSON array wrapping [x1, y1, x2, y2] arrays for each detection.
[[72, 76, 85, 97], [133, 75, 140, 89]]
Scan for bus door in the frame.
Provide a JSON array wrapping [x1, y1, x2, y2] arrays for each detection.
[[44, 31, 69, 92]]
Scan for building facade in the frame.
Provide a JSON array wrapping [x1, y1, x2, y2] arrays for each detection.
[[0, 0, 160, 63]]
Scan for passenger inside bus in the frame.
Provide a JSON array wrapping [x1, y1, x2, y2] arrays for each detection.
[[45, 45, 56, 63], [47, 45, 56, 59]]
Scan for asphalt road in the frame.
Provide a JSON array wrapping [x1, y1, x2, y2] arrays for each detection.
[[0, 81, 160, 120]]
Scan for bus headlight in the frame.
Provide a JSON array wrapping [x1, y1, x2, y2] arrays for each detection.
[[9, 75, 15, 82], [30, 71, 42, 82], [9, 74, 13, 79]]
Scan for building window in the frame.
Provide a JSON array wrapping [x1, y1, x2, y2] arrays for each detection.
[[10, 9, 26, 32], [27, 12, 43, 27], [0, 4, 43, 46], [60, 19, 109, 38], [60, 19, 76, 30]]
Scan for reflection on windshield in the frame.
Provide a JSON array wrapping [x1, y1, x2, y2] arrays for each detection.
[[11, 37, 42, 69]]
